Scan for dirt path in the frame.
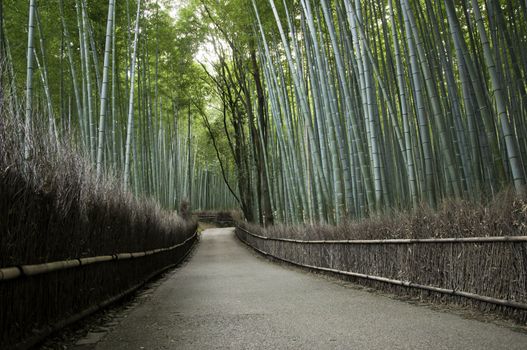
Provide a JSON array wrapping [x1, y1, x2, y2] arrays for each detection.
[[91, 227, 527, 349]]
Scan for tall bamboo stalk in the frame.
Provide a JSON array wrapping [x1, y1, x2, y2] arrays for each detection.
[[123, 0, 141, 191], [96, 0, 115, 179], [24, 0, 37, 155]]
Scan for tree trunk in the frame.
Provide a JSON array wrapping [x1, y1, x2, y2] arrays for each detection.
[[25, 0, 36, 156], [123, 0, 141, 191], [96, 0, 115, 179], [251, 47, 274, 226]]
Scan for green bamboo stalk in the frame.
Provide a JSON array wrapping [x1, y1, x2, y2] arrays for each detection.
[[123, 0, 141, 191], [24, 0, 37, 156], [96, 0, 115, 179], [470, 0, 526, 195]]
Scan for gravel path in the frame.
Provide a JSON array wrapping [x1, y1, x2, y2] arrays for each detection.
[[92, 227, 527, 349]]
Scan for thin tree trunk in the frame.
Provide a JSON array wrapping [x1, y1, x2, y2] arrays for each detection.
[[123, 0, 141, 191], [24, 0, 37, 156], [470, 0, 526, 195], [96, 0, 115, 179]]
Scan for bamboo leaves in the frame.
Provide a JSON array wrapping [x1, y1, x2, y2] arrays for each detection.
[[8, 0, 237, 212]]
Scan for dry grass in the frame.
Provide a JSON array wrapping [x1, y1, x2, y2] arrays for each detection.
[[241, 193, 527, 241], [0, 111, 196, 267], [0, 100, 197, 346]]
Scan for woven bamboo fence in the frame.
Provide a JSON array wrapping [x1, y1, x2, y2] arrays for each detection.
[[236, 226, 527, 323], [0, 231, 198, 349]]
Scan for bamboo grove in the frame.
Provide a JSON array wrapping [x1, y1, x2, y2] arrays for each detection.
[[0, 0, 238, 211], [3, 0, 527, 226], [243, 0, 527, 224]]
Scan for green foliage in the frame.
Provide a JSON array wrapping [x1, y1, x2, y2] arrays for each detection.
[[2, 0, 237, 211]]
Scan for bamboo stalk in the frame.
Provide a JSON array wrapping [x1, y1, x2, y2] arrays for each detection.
[[123, 0, 141, 191], [24, 0, 37, 156], [96, 0, 115, 179]]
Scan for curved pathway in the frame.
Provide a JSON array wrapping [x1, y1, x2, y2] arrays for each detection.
[[93, 228, 527, 349]]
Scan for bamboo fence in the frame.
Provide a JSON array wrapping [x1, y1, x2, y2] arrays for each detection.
[[0, 231, 198, 282], [236, 226, 527, 321]]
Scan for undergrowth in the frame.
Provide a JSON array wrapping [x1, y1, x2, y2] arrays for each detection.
[[0, 83, 198, 348], [0, 99, 197, 267], [241, 192, 527, 241]]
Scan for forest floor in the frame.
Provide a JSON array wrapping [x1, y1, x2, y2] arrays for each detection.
[[41, 227, 527, 350]]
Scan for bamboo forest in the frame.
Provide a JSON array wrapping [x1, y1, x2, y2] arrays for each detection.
[[1, 1, 527, 348], [3, 0, 527, 224]]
